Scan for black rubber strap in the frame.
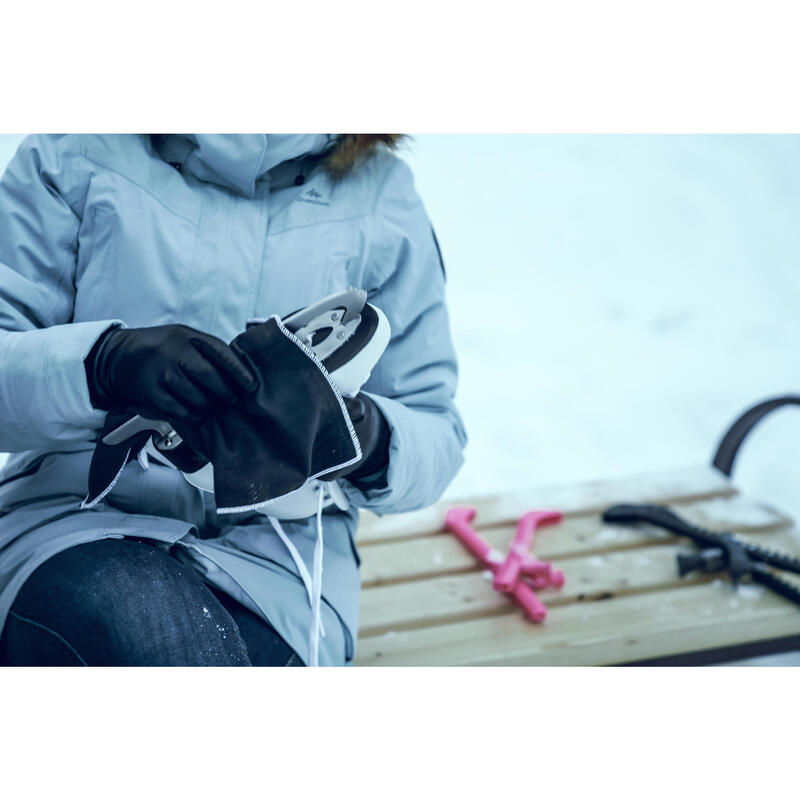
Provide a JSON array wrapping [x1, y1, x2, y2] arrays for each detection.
[[750, 566, 800, 608], [603, 504, 724, 548], [712, 395, 800, 477], [741, 541, 800, 576], [604, 503, 800, 577]]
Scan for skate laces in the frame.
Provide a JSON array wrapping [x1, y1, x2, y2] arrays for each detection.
[[267, 484, 326, 667], [144, 433, 328, 665]]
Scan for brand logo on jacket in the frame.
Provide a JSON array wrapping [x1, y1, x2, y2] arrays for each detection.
[[297, 187, 330, 206]]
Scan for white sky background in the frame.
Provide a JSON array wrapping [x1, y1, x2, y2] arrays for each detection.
[[1, 134, 798, 519]]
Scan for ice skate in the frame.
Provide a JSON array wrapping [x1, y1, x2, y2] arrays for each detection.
[[102, 288, 391, 519]]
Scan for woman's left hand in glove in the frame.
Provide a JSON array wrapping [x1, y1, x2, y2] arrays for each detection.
[[325, 394, 391, 488]]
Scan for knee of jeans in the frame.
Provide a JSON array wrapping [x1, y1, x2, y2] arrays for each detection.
[[30, 539, 205, 626], [12, 538, 250, 666]]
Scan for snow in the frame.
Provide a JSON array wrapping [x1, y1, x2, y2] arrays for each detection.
[[735, 583, 765, 601], [0, 136, 22, 170], [486, 548, 505, 564], [399, 135, 800, 522]]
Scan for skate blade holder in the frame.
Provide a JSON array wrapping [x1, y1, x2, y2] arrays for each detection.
[[248, 288, 366, 359], [282, 288, 366, 359], [102, 415, 183, 450], [444, 507, 565, 623]]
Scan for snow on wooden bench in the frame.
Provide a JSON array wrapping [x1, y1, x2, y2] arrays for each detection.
[[355, 466, 800, 666]]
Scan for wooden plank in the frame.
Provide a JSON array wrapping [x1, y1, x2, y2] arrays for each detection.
[[359, 493, 792, 588], [357, 466, 735, 544], [355, 574, 800, 666], [357, 528, 800, 637], [355, 466, 800, 665]]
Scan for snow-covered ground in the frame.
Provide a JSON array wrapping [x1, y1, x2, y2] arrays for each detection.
[[1, 134, 798, 664], [402, 135, 800, 520]]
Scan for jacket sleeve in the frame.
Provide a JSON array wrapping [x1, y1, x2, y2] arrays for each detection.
[[0, 135, 122, 452], [343, 158, 467, 514]]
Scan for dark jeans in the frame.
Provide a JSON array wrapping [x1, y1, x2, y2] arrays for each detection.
[[0, 538, 303, 666]]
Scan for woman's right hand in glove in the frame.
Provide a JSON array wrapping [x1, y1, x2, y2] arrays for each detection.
[[84, 324, 258, 424]]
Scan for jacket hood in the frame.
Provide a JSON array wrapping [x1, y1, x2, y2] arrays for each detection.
[[154, 134, 335, 197]]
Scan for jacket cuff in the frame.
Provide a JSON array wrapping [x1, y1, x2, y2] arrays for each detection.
[[342, 391, 458, 515], [45, 319, 126, 429]]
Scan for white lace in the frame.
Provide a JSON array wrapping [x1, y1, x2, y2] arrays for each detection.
[[267, 486, 327, 666], [138, 435, 330, 666]]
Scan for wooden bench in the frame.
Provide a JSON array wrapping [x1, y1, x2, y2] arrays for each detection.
[[355, 466, 800, 665]]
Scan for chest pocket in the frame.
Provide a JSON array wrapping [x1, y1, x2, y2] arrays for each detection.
[[254, 217, 360, 319], [73, 170, 200, 327]]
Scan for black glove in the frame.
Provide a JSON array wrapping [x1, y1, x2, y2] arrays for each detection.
[[326, 393, 391, 488], [84, 324, 257, 424], [168, 316, 364, 509]]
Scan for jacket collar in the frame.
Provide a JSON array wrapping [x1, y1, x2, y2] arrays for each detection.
[[154, 134, 335, 197]]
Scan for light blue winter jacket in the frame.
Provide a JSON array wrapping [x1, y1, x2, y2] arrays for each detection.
[[0, 134, 466, 665]]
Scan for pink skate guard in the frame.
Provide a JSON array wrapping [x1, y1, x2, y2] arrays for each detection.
[[494, 510, 564, 592], [444, 506, 565, 624]]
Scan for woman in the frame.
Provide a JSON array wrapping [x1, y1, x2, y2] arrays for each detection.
[[0, 134, 466, 666]]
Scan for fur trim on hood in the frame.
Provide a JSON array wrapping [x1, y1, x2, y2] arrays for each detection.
[[324, 135, 405, 178]]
